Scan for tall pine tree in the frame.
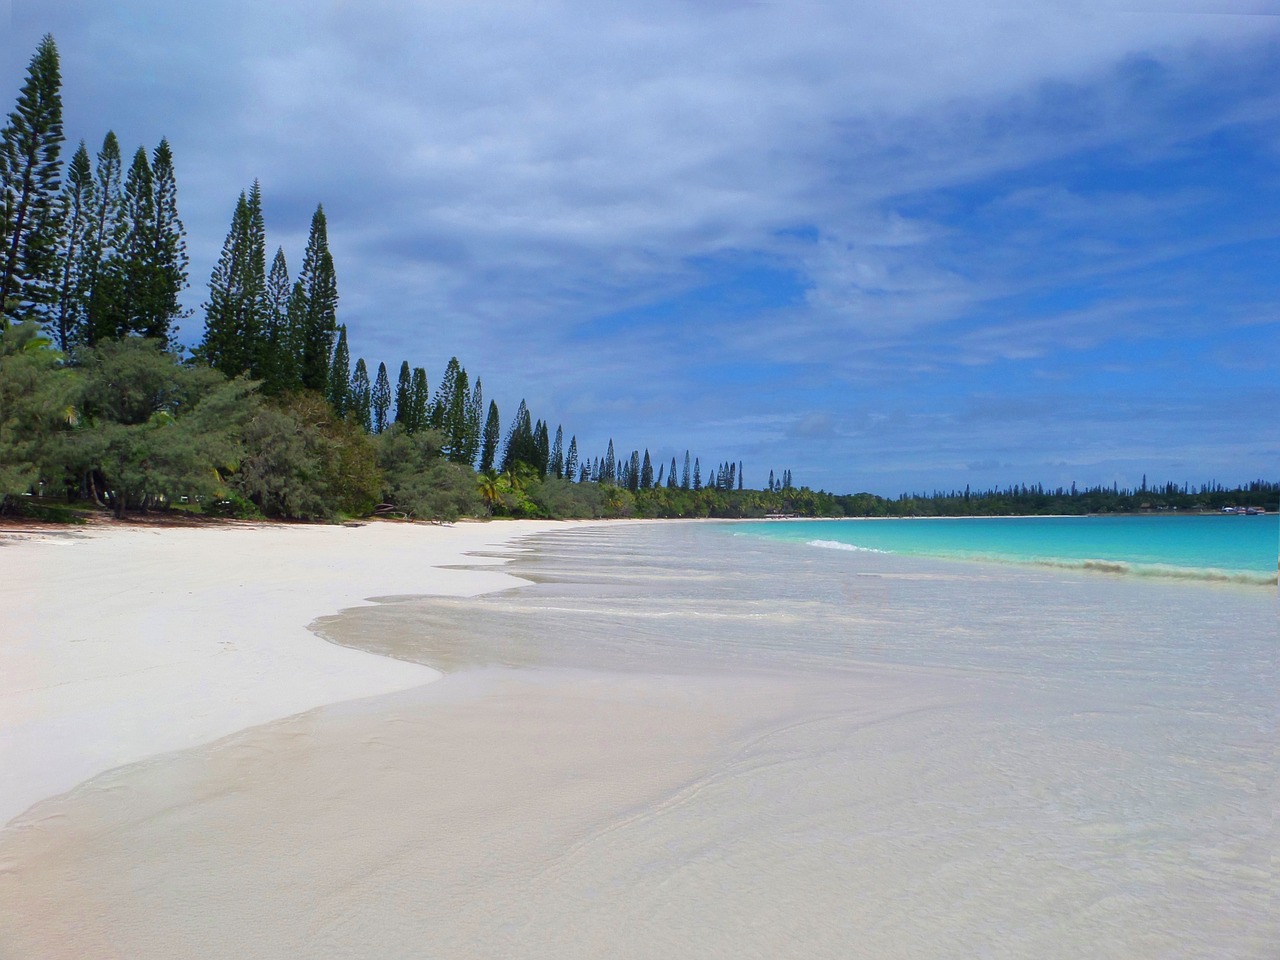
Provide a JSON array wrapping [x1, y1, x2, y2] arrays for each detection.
[[79, 132, 122, 345], [371, 361, 391, 433], [261, 246, 293, 392], [115, 146, 156, 338], [500, 400, 536, 474], [408, 367, 430, 433], [431, 356, 459, 431], [602, 440, 616, 484], [463, 378, 483, 466], [535, 421, 550, 478], [350, 356, 372, 431], [327, 324, 350, 415], [393, 360, 412, 426], [479, 399, 500, 473], [200, 185, 265, 375], [141, 138, 187, 343], [0, 34, 64, 326], [296, 204, 337, 392], [52, 140, 93, 350], [564, 435, 578, 481], [549, 425, 563, 479], [445, 366, 470, 462]]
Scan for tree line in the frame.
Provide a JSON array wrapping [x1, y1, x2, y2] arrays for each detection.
[[1, 36, 781, 522]]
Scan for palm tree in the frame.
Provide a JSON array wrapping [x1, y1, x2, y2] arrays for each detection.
[[476, 471, 501, 515]]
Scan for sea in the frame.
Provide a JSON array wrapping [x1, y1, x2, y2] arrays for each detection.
[[734, 513, 1279, 586], [2, 516, 1275, 958], [315, 518, 1274, 957]]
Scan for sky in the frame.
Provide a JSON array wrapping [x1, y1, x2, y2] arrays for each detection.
[[4, 0, 1277, 496]]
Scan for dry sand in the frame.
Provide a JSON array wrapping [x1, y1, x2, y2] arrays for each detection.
[[0, 516, 836, 959], [0, 518, 577, 827]]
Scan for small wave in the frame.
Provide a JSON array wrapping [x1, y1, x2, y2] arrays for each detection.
[[806, 539, 890, 555]]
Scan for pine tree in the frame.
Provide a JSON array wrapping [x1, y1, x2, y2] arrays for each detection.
[[564, 435, 578, 481], [432, 356, 459, 430], [232, 180, 263, 361], [350, 357, 372, 432], [602, 440, 616, 484], [535, 420, 550, 478], [738, 461, 744, 491], [550, 425, 564, 479], [500, 400, 534, 474], [261, 246, 293, 392], [409, 366, 429, 433], [80, 132, 122, 345], [200, 187, 263, 375], [668, 457, 677, 489], [200, 190, 247, 372], [446, 366, 470, 461], [142, 138, 187, 344], [393, 360, 412, 426], [52, 140, 93, 350], [284, 279, 308, 384], [327, 325, 350, 415], [0, 35, 63, 327], [297, 204, 337, 392], [640, 449, 653, 490], [371, 361, 392, 433], [114, 146, 156, 338], [480, 399, 500, 473], [693, 458, 701, 490], [464, 378, 483, 466], [681, 451, 691, 490]]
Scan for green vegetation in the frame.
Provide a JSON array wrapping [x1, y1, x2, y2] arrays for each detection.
[[1, 37, 1275, 526]]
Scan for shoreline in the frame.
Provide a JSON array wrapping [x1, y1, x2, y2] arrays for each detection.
[[0, 518, 604, 827], [1, 517, 1272, 957]]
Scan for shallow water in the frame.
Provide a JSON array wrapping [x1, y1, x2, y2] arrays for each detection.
[[735, 514, 1279, 585], [0, 522, 1274, 958]]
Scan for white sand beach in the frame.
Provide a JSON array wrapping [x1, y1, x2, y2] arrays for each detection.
[[0, 519, 1271, 959], [0, 518, 574, 827]]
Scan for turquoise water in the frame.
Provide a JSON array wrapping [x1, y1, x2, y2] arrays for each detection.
[[734, 514, 1278, 585]]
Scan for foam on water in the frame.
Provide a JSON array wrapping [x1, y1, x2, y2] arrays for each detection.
[[1, 521, 1274, 959], [807, 538, 890, 554]]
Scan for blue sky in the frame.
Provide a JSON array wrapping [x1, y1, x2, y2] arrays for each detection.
[[4, 1, 1277, 496]]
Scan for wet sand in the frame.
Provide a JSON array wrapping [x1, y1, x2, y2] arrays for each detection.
[[0, 519, 580, 827]]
